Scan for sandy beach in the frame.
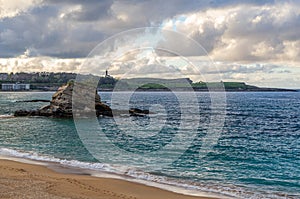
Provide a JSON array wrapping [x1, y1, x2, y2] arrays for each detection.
[[0, 159, 219, 199]]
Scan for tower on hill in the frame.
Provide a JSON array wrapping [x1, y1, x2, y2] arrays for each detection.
[[105, 70, 110, 78]]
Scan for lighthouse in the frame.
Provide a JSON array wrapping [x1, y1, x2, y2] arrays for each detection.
[[105, 70, 110, 77]]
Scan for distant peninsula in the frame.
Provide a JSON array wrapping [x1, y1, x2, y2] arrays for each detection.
[[110, 78, 296, 92], [0, 72, 296, 92]]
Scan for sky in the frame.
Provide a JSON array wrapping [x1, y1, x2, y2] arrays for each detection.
[[0, 0, 299, 88]]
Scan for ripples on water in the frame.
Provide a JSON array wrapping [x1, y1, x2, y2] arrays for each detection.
[[0, 91, 299, 198]]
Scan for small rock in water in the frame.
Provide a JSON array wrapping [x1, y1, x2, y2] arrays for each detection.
[[16, 99, 50, 103], [129, 108, 150, 117], [14, 110, 32, 117]]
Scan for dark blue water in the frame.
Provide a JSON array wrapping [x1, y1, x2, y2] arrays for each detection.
[[0, 91, 299, 198]]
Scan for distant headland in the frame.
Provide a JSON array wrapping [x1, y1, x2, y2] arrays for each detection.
[[0, 72, 296, 92]]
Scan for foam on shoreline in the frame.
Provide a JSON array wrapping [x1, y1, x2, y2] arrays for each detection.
[[0, 147, 297, 199], [0, 147, 227, 199]]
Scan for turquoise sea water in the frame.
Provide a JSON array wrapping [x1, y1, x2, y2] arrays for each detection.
[[0, 91, 299, 198]]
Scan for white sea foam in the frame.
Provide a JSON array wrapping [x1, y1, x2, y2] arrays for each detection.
[[0, 114, 14, 118], [0, 147, 298, 199]]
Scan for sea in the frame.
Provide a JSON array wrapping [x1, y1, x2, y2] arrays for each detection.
[[0, 91, 299, 199]]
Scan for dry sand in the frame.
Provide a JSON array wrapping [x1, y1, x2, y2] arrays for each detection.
[[0, 159, 220, 199]]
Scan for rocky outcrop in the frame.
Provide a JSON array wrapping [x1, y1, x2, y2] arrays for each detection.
[[14, 81, 112, 118], [14, 81, 149, 118], [38, 83, 74, 117]]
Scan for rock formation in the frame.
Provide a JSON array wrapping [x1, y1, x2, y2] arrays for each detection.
[[14, 81, 148, 118], [14, 81, 112, 118]]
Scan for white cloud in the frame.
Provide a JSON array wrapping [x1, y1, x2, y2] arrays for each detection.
[[0, 57, 82, 73], [162, 2, 300, 64], [0, 0, 40, 18]]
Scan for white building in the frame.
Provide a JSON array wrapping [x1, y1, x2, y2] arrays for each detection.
[[2, 83, 30, 91]]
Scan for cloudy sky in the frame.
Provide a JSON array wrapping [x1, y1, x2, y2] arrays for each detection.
[[0, 0, 299, 88]]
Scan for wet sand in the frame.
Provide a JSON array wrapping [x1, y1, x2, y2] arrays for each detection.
[[0, 159, 220, 199]]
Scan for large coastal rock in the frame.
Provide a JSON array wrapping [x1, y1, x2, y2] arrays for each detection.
[[14, 81, 149, 118], [40, 83, 74, 117], [14, 82, 112, 118]]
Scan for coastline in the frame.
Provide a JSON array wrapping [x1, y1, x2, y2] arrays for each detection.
[[0, 157, 222, 199]]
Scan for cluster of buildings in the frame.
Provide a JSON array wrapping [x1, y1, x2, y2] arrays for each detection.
[[0, 72, 52, 81], [0, 72, 76, 91], [1, 73, 32, 91], [0, 71, 112, 91], [1, 83, 30, 91]]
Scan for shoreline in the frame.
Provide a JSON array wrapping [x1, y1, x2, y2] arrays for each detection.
[[0, 156, 224, 199]]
